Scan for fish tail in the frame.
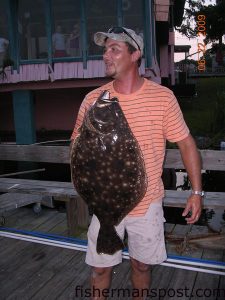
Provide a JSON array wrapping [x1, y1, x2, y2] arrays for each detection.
[[97, 225, 124, 255]]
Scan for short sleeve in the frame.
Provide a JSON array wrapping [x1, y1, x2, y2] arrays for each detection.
[[163, 95, 189, 143], [70, 96, 91, 140]]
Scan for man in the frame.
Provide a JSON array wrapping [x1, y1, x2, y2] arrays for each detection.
[[52, 25, 67, 58], [71, 27, 203, 300]]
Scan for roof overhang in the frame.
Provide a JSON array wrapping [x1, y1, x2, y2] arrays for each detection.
[[154, 0, 170, 22]]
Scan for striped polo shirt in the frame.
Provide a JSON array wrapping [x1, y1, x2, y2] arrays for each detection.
[[71, 78, 189, 216]]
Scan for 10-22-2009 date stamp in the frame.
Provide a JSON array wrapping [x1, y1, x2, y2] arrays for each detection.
[[196, 14, 207, 71]]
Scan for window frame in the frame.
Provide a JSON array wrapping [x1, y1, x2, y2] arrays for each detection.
[[6, 0, 153, 69]]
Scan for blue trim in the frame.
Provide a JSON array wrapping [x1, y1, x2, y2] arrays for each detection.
[[1, 227, 225, 267], [20, 59, 48, 65], [7, 0, 19, 71], [45, 0, 53, 66], [143, 0, 152, 68], [20, 56, 102, 65], [52, 57, 83, 63], [87, 55, 102, 60], [81, 0, 87, 69], [168, 254, 225, 267], [117, 0, 123, 26], [151, 0, 156, 58], [0, 227, 87, 245], [12, 90, 36, 145]]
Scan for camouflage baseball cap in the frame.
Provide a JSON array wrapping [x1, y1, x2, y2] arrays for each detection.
[[94, 26, 144, 56]]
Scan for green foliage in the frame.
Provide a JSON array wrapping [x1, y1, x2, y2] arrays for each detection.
[[177, 1, 225, 45], [210, 91, 225, 135], [179, 77, 225, 148], [177, 0, 208, 38]]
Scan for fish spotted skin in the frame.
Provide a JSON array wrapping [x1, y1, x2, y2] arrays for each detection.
[[70, 90, 147, 254]]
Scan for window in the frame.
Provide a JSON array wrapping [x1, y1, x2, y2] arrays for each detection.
[[0, 0, 10, 66], [18, 0, 47, 60], [86, 0, 117, 56], [52, 0, 81, 58]]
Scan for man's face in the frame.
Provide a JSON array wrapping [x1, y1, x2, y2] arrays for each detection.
[[103, 38, 133, 79]]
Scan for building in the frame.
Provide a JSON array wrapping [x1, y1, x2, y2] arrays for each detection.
[[0, 0, 185, 144]]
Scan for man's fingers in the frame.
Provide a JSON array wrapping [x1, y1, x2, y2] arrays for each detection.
[[182, 204, 191, 217], [186, 211, 201, 224]]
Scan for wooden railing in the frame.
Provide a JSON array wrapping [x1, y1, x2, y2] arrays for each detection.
[[0, 145, 225, 231], [0, 145, 225, 170]]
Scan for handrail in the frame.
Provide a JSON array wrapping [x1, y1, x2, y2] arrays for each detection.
[[0, 145, 225, 171]]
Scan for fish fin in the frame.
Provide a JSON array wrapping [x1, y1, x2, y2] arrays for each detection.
[[97, 224, 124, 255]]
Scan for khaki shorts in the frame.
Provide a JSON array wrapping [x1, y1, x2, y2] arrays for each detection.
[[85, 202, 167, 267]]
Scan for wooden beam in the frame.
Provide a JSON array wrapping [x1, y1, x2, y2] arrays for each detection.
[[0, 78, 110, 92], [0, 145, 225, 171], [0, 178, 224, 209], [0, 145, 69, 164]]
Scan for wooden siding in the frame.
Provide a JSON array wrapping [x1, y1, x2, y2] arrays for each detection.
[[154, 0, 170, 21], [0, 59, 146, 84]]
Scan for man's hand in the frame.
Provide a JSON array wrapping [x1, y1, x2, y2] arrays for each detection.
[[182, 194, 202, 224]]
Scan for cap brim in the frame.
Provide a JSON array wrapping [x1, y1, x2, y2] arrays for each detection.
[[94, 32, 128, 47], [94, 32, 110, 46]]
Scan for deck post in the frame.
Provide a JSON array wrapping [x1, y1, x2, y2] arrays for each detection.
[[12, 90, 36, 144]]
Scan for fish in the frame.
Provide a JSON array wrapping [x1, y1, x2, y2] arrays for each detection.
[[70, 90, 147, 255]]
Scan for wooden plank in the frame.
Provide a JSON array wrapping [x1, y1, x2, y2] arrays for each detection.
[[0, 145, 70, 164], [165, 222, 176, 233], [0, 240, 81, 299], [5, 248, 81, 300], [0, 178, 225, 210], [0, 209, 68, 272], [189, 234, 225, 250], [217, 250, 225, 300], [65, 197, 78, 236], [164, 226, 206, 300], [192, 248, 224, 300], [0, 193, 41, 213], [33, 210, 67, 235], [165, 224, 205, 258], [164, 190, 225, 209], [163, 268, 198, 300], [0, 208, 64, 259], [29, 251, 89, 300], [150, 265, 176, 299], [0, 178, 76, 197], [0, 145, 225, 171], [0, 168, 45, 178], [0, 178, 89, 235], [164, 149, 225, 170]]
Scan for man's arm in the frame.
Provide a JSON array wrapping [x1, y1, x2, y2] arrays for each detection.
[[176, 134, 203, 224]]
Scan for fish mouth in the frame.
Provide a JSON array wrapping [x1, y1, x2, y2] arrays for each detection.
[[96, 102, 112, 108], [96, 99, 117, 107], [93, 117, 108, 124]]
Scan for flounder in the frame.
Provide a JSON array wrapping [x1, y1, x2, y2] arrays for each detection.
[[70, 90, 147, 255]]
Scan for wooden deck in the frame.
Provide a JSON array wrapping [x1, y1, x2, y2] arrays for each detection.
[[1, 207, 225, 300]]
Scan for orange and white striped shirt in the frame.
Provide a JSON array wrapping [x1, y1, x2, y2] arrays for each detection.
[[71, 78, 189, 216]]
